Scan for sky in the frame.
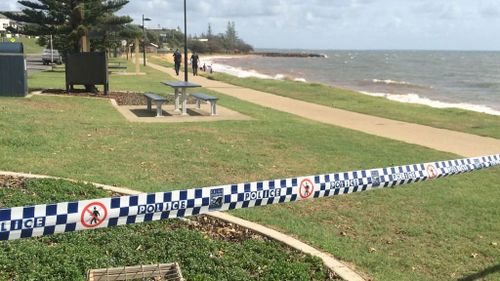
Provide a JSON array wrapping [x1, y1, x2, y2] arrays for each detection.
[[1, 0, 500, 50]]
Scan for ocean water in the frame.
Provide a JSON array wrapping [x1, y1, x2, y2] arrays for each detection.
[[203, 50, 500, 115]]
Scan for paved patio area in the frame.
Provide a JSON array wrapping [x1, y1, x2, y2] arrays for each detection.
[[110, 99, 253, 123]]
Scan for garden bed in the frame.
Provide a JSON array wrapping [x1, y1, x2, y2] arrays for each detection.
[[0, 176, 339, 281], [39, 89, 196, 106]]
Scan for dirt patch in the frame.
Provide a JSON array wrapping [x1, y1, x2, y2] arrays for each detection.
[[40, 89, 152, 105], [0, 175, 25, 189], [40, 89, 199, 106], [187, 215, 271, 243]]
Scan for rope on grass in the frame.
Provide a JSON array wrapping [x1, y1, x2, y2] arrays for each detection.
[[1, 154, 499, 241]]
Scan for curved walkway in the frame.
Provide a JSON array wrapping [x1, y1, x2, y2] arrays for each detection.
[[0, 171, 366, 281], [148, 62, 500, 157]]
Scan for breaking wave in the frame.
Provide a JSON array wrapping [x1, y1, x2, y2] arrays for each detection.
[[203, 56, 307, 82], [359, 91, 500, 116], [372, 79, 412, 85], [371, 79, 430, 89], [201, 55, 499, 116]]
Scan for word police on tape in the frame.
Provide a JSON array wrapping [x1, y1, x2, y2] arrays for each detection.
[[0, 154, 499, 241]]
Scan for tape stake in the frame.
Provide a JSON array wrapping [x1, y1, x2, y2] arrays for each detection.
[[0, 154, 499, 241]]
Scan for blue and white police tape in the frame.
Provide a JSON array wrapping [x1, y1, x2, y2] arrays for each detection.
[[1, 154, 499, 241]]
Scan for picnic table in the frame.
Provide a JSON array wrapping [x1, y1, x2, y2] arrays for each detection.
[[161, 81, 201, 115], [108, 61, 127, 72]]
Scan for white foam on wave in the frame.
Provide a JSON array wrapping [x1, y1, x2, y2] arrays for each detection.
[[294, 77, 307, 82], [202, 55, 272, 79], [202, 55, 498, 116], [202, 56, 307, 83], [360, 91, 500, 116], [372, 79, 411, 86], [274, 74, 285, 80]]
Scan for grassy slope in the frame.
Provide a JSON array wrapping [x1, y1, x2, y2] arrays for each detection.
[[203, 73, 500, 139], [1, 66, 499, 280], [15, 37, 44, 54], [0, 179, 332, 281]]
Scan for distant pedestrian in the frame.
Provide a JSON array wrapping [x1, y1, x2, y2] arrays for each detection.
[[190, 52, 200, 76], [202, 63, 206, 72], [173, 49, 182, 76]]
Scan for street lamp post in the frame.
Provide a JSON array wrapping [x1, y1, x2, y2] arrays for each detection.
[[142, 14, 151, 66], [183, 0, 188, 82]]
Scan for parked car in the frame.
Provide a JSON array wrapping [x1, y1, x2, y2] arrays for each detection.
[[42, 49, 62, 65]]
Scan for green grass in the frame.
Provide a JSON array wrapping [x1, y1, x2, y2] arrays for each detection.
[[149, 55, 174, 68], [0, 178, 333, 281], [203, 73, 500, 139], [0, 66, 499, 280], [10, 37, 45, 54], [29, 59, 180, 95]]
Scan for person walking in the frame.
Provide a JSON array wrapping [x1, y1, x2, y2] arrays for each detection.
[[173, 49, 182, 76], [190, 52, 200, 76]]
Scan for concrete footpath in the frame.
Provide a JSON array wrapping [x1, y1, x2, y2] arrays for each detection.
[[148, 62, 500, 157]]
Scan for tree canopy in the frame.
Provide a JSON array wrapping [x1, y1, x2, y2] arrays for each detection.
[[3, 0, 132, 54], [187, 21, 253, 54]]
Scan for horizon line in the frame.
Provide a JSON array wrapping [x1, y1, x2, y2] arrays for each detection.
[[253, 47, 500, 52]]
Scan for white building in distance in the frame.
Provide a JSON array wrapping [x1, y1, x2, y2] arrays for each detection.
[[0, 12, 19, 38]]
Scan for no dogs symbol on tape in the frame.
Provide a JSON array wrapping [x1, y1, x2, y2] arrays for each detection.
[[299, 179, 315, 199], [81, 202, 108, 228]]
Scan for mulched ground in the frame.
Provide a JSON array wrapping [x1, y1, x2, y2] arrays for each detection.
[[40, 89, 191, 106], [0, 175, 25, 189]]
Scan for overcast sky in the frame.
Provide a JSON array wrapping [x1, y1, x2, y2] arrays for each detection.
[[2, 0, 500, 50]]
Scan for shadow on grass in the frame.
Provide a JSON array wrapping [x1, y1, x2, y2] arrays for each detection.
[[130, 108, 172, 117], [457, 264, 500, 281], [130, 108, 206, 117]]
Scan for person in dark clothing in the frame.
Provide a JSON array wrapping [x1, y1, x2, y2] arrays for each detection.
[[173, 49, 182, 76], [190, 52, 200, 76]]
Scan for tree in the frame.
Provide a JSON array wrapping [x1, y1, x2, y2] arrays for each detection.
[[3, 0, 132, 55], [207, 23, 213, 39], [224, 21, 237, 52], [118, 23, 141, 59], [188, 38, 208, 53]]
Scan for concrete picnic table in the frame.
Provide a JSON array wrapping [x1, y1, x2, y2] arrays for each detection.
[[161, 81, 201, 116]]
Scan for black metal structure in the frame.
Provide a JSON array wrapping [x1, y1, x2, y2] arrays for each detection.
[[142, 14, 151, 66], [65, 52, 109, 95], [0, 42, 27, 97], [183, 0, 188, 82]]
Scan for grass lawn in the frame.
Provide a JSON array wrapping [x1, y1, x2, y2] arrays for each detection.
[[0, 65, 499, 280], [0, 178, 333, 281], [7, 37, 45, 54], [149, 55, 174, 68], [29, 58, 178, 95], [203, 73, 500, 139]]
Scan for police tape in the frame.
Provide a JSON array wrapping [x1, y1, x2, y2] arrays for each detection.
[[1, 154, 499, 241]]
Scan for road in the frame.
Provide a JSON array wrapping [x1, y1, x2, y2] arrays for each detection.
[[26, 54, 52, 74]]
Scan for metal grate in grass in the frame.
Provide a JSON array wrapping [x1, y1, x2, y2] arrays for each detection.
[[87, 263, 184, 281]]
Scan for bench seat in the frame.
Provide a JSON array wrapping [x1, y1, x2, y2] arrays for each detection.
[[191, 93, 218, 115], [144, 93, 167, 117]]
